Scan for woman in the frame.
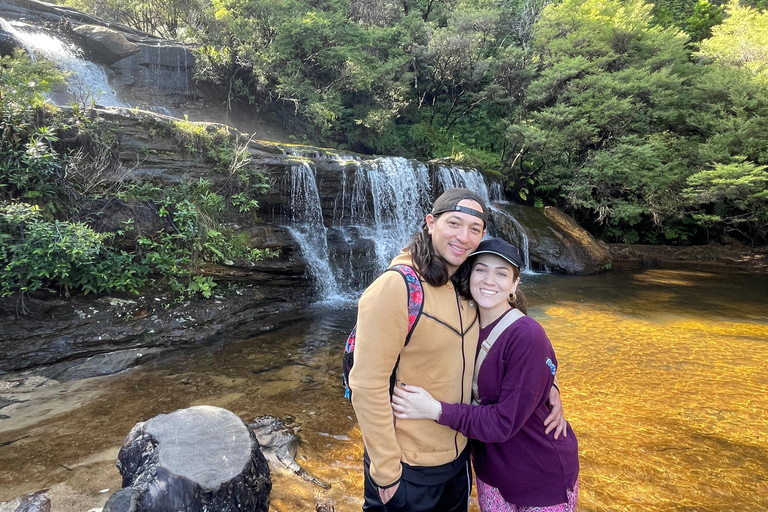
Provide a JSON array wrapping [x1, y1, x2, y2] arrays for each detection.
[[391, 237, 579, 512]]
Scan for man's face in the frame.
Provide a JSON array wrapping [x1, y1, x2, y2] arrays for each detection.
[[425, 199, 486, 275]]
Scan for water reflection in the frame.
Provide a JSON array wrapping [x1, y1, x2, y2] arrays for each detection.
[[0, 269, 766, 511]]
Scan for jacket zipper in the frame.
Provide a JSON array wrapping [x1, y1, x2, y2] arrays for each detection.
[[455, 287, 464, 458]]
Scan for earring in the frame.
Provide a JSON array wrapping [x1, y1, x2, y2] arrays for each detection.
[[510, 292, 517, 302]]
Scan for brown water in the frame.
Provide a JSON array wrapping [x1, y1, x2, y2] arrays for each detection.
[[1, 268, 767, 511]]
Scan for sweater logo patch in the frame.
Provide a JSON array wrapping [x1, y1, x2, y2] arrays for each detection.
[[545, 357, 556, 376]]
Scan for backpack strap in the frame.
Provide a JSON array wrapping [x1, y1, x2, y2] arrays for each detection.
[[385, 264, 424, 395], [343, 265, 424, 401], [387, 264, 424, 346], [472, 308, 525, 405]]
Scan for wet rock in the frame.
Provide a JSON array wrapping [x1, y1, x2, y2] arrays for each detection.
[[109, 42, 196, 107], [248, 415, 330, 489], [72, 25, 140, 65], [110, 406, 271, 512], [103, 488, 138, 512], [492, 203, 611, 274], [0, 283, 306, 373], [0, 19, 24, 58], [0, 490, 50, 512]]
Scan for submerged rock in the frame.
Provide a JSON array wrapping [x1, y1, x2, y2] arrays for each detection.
[[0, 490, 50, 512], [108, 406, 271, 512], [248, 415, 330, 489]]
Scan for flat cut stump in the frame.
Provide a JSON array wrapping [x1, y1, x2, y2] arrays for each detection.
[[105, 405, 270, 512]]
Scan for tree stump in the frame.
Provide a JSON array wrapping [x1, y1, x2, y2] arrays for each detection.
[[105, 406, 271, 512]]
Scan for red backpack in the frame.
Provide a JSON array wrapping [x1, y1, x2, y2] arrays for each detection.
[[343, 264, 424, 401]]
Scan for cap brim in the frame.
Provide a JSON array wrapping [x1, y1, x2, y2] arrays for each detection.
[[470, 250, 522, 268]]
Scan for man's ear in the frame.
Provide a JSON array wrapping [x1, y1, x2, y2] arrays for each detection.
[[425, 213, 436, 234]]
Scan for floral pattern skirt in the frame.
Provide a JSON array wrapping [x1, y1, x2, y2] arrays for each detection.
[[476, 477, 578, 512]]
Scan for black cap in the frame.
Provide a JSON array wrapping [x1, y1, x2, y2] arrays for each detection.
[[470, 237, 523, 268], [431, 188, 488, 226]]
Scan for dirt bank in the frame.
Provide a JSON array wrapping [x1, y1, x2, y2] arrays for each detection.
[[607, 242, 768, 274]]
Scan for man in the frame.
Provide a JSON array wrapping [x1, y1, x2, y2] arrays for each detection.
[[349, 188, 489, 512]]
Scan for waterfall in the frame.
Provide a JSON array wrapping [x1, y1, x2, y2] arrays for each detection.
[[284, 156, 504, 300], [490, 205, 532, 273], [6, 24, 126, 107], [287, 162, 342, 300], [354, 157, 432, 271]]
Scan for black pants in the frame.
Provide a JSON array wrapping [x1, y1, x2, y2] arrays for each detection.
[[362, 455, 472, 512]]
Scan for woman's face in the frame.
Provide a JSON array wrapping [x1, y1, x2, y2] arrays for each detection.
[[470, 253, 519, 315]]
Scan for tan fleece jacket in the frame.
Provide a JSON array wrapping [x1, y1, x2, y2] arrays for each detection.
[[349, 250, 479, 487]]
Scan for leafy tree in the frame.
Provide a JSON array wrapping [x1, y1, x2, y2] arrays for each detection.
[[698, 0, 768, 82], [66, 0, 208, 39], [684, 0, 724, 42], [683, 157, 768, 242]]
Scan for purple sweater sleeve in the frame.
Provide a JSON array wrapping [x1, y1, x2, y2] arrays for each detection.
[[437, 321, 553, 444]]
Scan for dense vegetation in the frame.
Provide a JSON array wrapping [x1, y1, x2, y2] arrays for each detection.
[[58, 0, 768, 246], [1, 51, 274, 309]]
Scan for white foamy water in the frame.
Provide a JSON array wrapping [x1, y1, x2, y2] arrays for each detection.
[[8, 25, 127, 107]]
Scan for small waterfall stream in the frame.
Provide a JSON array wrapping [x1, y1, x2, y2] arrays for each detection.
[[353, 157, 432, 271], [490, 205, 532, 273], [5, 23, 126, 107], [287, 163, 342, 300], [436, 165, 499, 205]]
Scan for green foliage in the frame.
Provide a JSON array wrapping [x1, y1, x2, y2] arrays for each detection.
[[0, 50, 64, 123], [652, 0, 724, 42], [685, 0, 724, 42], [683, 157, 768, 241], [65, 0, 207, 39], [1, 52, 68, 206], [1, 57, 275, 304], [172, 117, 237, 171], [0, 203, 148, 299], [698, 1, 768, 82]]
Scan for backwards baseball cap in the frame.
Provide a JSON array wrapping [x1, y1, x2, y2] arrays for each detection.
[[431, 188, 488, 227], [470, 237, 523, 268]]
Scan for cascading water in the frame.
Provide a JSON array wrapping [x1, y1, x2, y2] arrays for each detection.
[[6, 24, 126, 107], [287, 162, 342, 300], [353, 157, 432, 271], [436, 165, 499, 205], [490, 205, 532, 273]]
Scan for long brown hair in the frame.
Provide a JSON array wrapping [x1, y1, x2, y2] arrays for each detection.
[[408, 218, 451, 288]]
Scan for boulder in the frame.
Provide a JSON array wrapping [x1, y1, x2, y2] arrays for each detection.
[[108, 406, 271, 512], [0, 490, 50, 512], [72, 25, 140, 65], [491, 203, 611, 274]]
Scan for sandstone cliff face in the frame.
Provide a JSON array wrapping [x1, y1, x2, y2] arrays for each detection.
[[0, 108, 314, 374]]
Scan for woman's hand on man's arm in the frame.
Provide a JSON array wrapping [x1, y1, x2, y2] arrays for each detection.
[[392, 384, 443, 421]]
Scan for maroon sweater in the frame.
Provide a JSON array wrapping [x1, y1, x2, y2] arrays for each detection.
[[438, 311, 579, 506]]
